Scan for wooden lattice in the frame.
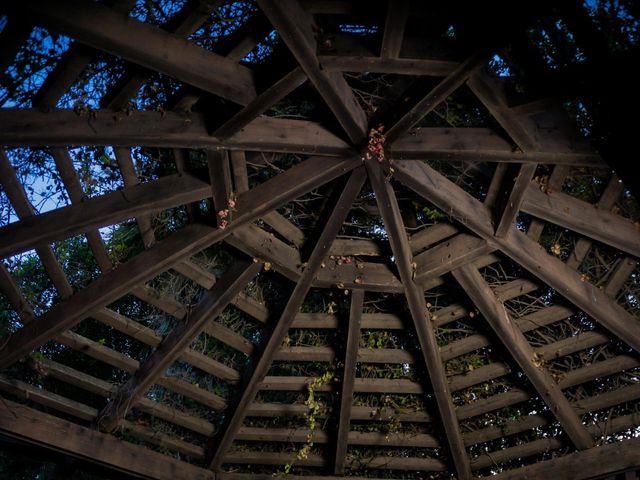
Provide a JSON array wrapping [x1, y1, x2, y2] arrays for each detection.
[[0, 1, 639, 479]]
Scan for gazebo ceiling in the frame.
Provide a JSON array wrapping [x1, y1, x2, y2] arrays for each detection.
[[0, 1, 639, 479]]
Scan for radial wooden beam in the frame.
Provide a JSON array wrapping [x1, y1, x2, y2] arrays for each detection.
[[96, 260, 261, 433], [380, 0, 410, 59], [208, 167, 366, 470], [213, 67, 308, 139], [391, 128, 603, 166], [0, 156, 359, 368], [0, 172, 211, 259], [13, 0, 256, 105], [334, 288, 363, 475], [384, 51, 489, 143], [392, 159, 640, 354], [0, 109, 353, 156], [256, 0, 368, 143], [452, 264, 594, 450], [102, 0, 224, 110], [0, 399, 215, 480], [365, 162, 472, 480]]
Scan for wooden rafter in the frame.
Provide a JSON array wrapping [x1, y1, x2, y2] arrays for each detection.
[[14, 0, 256, 105], [392, 159, 640, 354], [452, 264, 594, 450], [334, 288, 363, 475], [96, 260, 261, 432], [380, 0, 410, 59], [0, 156, 359, 368], [0, 109, 353, 156], [384, 52, 489, 143], [256, 0, 368, 143], [208, 167, 366, 470], [391, 127, 602, 166], [0, 399, 215, 480], [366, 162, 472, 480], [0, 171, 211, 259]]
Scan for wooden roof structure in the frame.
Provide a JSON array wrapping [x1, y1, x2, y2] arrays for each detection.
[[0, 0, 639, 478]]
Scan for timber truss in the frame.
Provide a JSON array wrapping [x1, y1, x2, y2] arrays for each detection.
[[0, 1, 639, 479]]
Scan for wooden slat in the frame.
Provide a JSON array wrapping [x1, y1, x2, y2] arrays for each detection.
[[366, 162, 471, 480], [380, 0, 410, 59], [392, 159, 640, 354], [0, 110, 353, 156], [0, 156, 358, 368], [522, 181, 640, 258], [0, 399, 215, 480], [334, 288, 363, 475], [488, 436, 640, 480], [104, 0, 222, 110], [385, 52, 489, 143], [0, 172, 211, 259], [256, 0, 368, 143], [96, 261, 260, 432], [15, 0, 255, 105], [452, 264, 594, 449], [209, 167, 366, 469]]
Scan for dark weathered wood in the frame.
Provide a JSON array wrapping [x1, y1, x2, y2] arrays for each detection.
[[0, 172, 211, 259], [605, 257, 637, 297], [318, 55, 459, 76], [113, 147, 156, 247], [0, 149, 74, 299], [522, 180, 640, 258], [207, 148, 232, 221], [380, 0, 410, 59], [366, 162, 472, 480], [214, 67, 308, 139], [334, 288, 363, 475], [96, 261, 260, 432], [467, 72, 538, 152], [0, 156, 358, 368], [209, 167, 366, 470], [16, 0, 256, 105], [104, 0, 222, 110], [0, 109, 353, 156], [50, 148, 113, 270], [488, 436, 640, 480], [440, 304, 573, 362], [452, 264, 594, 449], [0, 399, 215, 480], [257, 0, 368, 143], [385, 52, 489, 143], [391, 128, 603, 166], [33, 45, 96, 110], [414, 233, 495, 283], [393, 159, 640, 354], [227, 223, 403, 292], [492, 163, 538, 237]]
